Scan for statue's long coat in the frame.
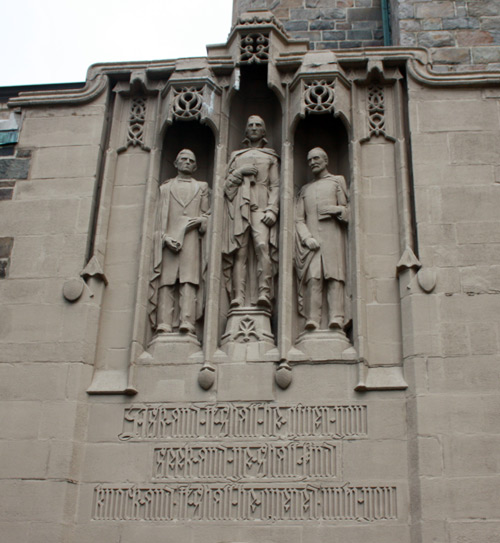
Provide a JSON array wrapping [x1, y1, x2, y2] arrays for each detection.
[[295, 173, 348, 316], [149, 177, 210, 327]]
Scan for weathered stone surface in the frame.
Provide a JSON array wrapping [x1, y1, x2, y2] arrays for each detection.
[[472, 45, 500, 62], [418, 30, 456, 48], [0, 158, 30, 179], [415, 1, 456, 19], [347, 7, 381, 20], [456, 29, 494, 45]]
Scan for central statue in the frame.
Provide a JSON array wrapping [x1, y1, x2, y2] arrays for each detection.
[[222, 115, 280, 310]]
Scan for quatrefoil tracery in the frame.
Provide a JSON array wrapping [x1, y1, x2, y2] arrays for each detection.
[[239, 33, 270, 64], [304, 80, 335, 114], [172, 87, 204, 120]]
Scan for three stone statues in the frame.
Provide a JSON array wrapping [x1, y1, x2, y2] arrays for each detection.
[[149, 136, 349, 347]]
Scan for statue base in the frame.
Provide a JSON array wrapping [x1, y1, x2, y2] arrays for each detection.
[[221, 307, 277, 362], [292, 329, 357, 363], [141, 332, 202, 365]]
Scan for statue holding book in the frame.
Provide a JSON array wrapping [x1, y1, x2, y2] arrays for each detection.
[[149, 149, 210, 335]]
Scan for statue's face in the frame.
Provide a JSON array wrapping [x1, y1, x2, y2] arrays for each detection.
[[175, 151, 197, 174], [245, 116, 266, 142], [307, 149, 328, 175]]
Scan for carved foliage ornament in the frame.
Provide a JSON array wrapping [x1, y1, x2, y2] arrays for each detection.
[[234, 316, 260, 343], [304, 80, 335, 114], [172, 86, 203, 120], [240, 33, 269, 64]]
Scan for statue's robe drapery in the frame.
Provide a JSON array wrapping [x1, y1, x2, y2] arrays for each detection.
[[222, 146, 280, 299]]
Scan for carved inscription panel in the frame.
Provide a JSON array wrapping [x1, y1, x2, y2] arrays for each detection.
[[119, 403, 368, 440], [94, 484, 397, 521], [94, 402, 399, 522], [153, 441, 337, 480]]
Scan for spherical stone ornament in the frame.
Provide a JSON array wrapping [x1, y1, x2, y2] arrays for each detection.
[[63, 277, 85, 302]]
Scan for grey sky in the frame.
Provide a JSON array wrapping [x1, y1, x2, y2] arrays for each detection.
[[1, 0, 233, 87]]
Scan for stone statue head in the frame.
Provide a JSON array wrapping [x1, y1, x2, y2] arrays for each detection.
[[243, 115, 268, 146], [174, 149, 197, 175], [307, 147, 329, 177]]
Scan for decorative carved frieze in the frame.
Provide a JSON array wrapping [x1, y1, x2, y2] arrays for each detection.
[[119, 403, 367, 441], [93, 484, 397, 521], [304, 80, 335, 114], [236, 11, 287, 35], [153, 441, 337, 480], [239, 33, 270, 64]]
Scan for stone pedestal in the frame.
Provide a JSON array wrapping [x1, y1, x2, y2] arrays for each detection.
[[141, 332, 202, 364], [221, 307, 278, 362], [292, 329, 357, 362]]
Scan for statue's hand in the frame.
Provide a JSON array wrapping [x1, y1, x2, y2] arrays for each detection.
[[238, 165, 258, 177], [318, 205, 343, 220], [261, 210, 277, 226], [304, 237, 320, 250], [164, 236, 182, 253], [186, 217, 202, 232]]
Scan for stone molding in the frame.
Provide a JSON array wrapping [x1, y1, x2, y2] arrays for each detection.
[[7, 48, 500, 114]]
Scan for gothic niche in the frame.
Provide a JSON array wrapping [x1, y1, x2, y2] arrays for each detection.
[[292, 114, 355, 361], [148, 120, 214, 361], [220, 64, 282, 362]]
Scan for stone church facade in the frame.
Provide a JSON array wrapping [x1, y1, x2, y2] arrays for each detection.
[[1, 1, 499, 542]]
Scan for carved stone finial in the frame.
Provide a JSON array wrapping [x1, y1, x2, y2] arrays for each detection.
[[396, 246, 422, 275], [275, 361, 292, 389], [198, 364, 215, 390]]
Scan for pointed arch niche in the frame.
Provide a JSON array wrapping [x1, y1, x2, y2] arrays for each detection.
[[291, 112, 355, 351], [228, 64, 282, 157], [143, 119, 216, 356], [217, 63, 284, 361]]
